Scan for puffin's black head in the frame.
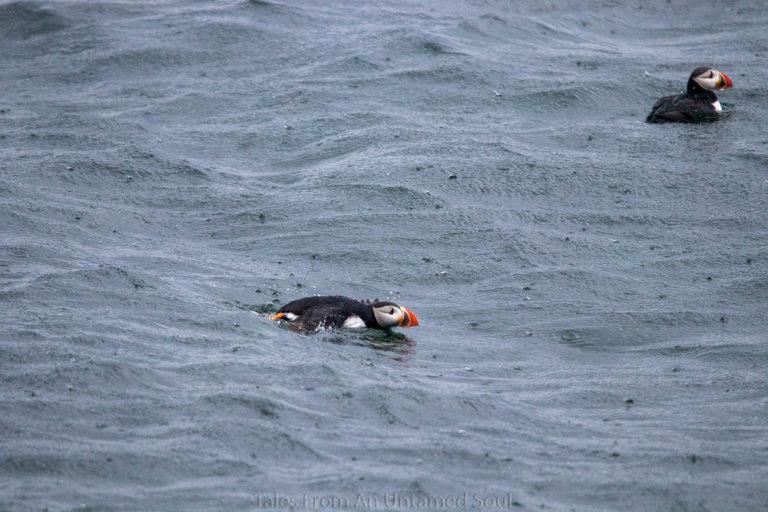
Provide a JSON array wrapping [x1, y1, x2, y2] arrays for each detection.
[[369, 300, 420, 329], [687, 66, 733, 94]]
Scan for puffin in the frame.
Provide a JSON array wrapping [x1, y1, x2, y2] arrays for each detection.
[[646, 67, 733, 123], [269, 296, 420, 332]]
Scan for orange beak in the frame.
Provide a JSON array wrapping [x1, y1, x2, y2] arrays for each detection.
[[399, 307, 420, 328], [269, 312, 286, 321], [718, 71, 733, 90]]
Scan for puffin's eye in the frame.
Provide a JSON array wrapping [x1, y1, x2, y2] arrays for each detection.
[[708, 71, 714, 78], [389, 308, 395, 314]]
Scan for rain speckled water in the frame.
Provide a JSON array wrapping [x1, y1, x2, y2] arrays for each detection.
[[2, 0, 767, 510]]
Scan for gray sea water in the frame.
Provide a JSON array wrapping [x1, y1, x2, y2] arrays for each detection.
[[2, 0, 768, 510]]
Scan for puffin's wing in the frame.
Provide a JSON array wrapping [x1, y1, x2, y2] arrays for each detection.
[[278, 297, 320, 315], [650, 109, 691, 123], [647, 94, 718, 123], [277, 296, 350, 315], [296, 306, 350, 331], [646, 94, 691, 123], [650, 95, 671, 112]]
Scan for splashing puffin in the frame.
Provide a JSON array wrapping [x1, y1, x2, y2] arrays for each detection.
[[646, 67, 733, 123], [269, 296, 420, 332]]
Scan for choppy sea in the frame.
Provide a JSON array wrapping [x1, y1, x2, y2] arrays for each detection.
[[2, 0, 767, 510]]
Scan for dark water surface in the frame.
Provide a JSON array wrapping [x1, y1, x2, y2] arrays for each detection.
[[2, 0, 768, 510]]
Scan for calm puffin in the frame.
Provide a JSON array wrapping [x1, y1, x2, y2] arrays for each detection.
[[269, 296, 420, 332], [646, 67, 733, 123]]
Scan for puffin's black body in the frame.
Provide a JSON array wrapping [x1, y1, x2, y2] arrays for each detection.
[[646, 67, 733, 124], [270, 295, 419, 332], [646, 91, 718, 123]]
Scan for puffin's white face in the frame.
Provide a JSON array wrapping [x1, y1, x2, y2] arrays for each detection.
[[372, 302, 420, 328], [693, 69, 733, 91]]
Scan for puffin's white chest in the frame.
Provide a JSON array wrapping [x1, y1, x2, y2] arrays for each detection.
[[712, 100, 722, 112], [342, 315, 366, 329]]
